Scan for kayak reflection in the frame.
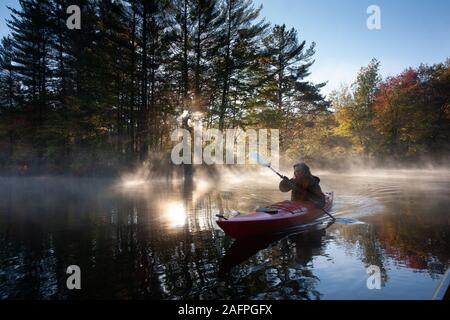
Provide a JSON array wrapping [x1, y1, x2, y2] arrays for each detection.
[[218, 220, 334, 277]]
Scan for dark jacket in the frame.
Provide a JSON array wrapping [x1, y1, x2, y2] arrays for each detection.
[[279, 175, 326, 208]]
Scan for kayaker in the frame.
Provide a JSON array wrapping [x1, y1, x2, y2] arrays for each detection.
[[279, 162, 326, 208]]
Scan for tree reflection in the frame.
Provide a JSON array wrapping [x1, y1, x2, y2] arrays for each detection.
[[0, 176, 449, 299], [218, 223, 332, 299]]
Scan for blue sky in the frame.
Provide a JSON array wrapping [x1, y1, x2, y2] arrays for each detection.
[[1, 0, 449, 95], [0, 0, 19, 38], [254, 0, 450, 95]]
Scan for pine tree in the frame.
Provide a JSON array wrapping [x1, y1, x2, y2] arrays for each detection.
[[7, 0, 55, 164], [0, 36, 20, 111], [256, 24, 327, 150], [137, 0, 171, 158], [0, 36, 21, 165], [261, 24, 320, 113], [215, 0, 267, 130], [190, 0, 221, 114]]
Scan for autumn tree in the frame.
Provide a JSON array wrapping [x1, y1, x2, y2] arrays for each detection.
[[371, 69, 421, 158]]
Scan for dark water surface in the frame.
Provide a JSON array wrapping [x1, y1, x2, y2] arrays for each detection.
[[0, 170, 449, 299]]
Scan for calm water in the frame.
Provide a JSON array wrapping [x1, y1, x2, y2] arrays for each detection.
[[0, 170, 449, 300]]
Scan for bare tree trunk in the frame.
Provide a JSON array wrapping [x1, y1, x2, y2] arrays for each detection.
[[194, 9, 201, 99], [182, 0, 193, 182], [219, 0, 232, 130], [140, 4, 149, 161], [130, 5, 137, 158], [117, 74, 123, 158], [149, 30, 156, 149], [182, 0, 189, 105]]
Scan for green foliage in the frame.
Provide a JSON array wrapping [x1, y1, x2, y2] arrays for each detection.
[[0, 1, 447, 174], [333, 59, 381, 155]]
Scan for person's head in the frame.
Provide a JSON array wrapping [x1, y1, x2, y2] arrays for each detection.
[[293, 162, 311, 179]]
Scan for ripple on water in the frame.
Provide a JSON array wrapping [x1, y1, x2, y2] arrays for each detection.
[[332, 195, 385, 218]]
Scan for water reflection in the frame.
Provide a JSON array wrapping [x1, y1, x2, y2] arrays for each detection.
[[219, 221, 333, 277], [164, 202, 187, 228], [0, 173, 449, 299]]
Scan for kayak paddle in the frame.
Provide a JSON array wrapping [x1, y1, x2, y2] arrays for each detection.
[[249, 151, 286, 179], [249, 151, 335, 220]]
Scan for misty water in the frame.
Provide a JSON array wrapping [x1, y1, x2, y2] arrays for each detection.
[[0, 169, 449, 300]]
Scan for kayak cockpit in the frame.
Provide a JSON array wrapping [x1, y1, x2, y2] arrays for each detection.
[[256, 207, 279, 214]]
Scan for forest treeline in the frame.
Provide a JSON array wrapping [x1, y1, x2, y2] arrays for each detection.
[[305, 58, 450, 168], [0, 0, 448, 175]]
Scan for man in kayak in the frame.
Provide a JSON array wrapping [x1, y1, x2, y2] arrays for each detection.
[[279, 162, 326, 208]]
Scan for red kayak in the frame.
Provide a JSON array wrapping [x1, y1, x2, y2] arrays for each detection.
[[216, 192, 334, 239]]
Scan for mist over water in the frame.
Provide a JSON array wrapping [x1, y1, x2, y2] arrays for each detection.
[[0, 166, 449, 299]]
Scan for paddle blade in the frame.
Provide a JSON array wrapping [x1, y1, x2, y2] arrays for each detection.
[[249, 151, 270, 167]]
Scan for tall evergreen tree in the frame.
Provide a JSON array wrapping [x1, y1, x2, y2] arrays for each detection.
[[215, 0, 267, 130], [0, 36, 21, 164], [0, 36, 20, 111], [261, 24, 322, 113], [190, 0, 221, 114], [256, 24, 327, 150], [7, 0, 55, 164]]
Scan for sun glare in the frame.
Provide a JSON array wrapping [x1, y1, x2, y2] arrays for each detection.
[[122, 179, 146, 188], [165, 202, 187, 228]]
